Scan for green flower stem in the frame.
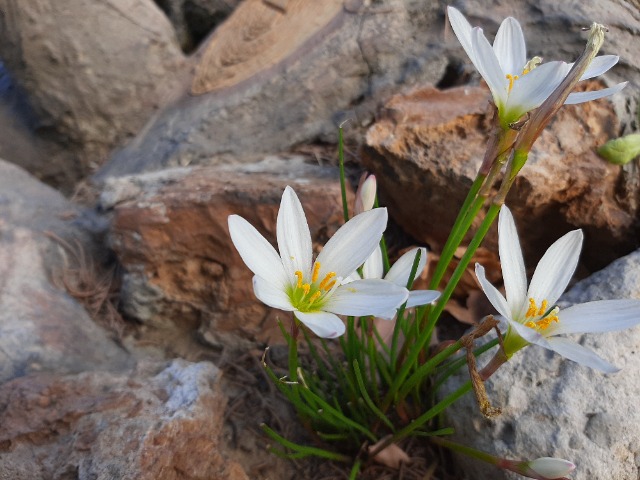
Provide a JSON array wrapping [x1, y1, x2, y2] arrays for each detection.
[[338, 126, 350, 223], [385, 203, 502, 409], [370, 380, 473, 459], [428, 173, 485, 291], [424, 202, 502, 336], [396, 340, 463, 400], [429, 436, 499, 466], [348, 459, 362, 480], [261, 423, 351, 462], [353, 360, 395, 431]]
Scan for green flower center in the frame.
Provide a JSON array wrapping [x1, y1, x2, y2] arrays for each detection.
[[287, 262, 337, 312]]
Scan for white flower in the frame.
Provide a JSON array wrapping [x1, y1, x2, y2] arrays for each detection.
[[348, 246, 440, 319], [527, 457, 576, 479], [447, 6, 626, 128], [228, 186, 409, 338], [475, 206, 640, 372]]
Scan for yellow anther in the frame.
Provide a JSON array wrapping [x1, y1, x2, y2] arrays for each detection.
[[324, 280, 336, 291], [308, 291, 322, 305], [537, 300, 548, 316], [522, 56, 542, 75], [319, 272, 336, 290], [526, 298, 537, 318], [525, 321, 536, 328], [294, 271, 304, 288], [302, 284, 311, 296], [506, 73, 519, 93], [312, 262, 321, 283]]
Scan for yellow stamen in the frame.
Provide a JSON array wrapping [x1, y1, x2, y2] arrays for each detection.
[[522, 56, 542, 75], [525, 321, 536, 328], [319, 272, 336, 290], [294, 271, 303, 288], [312, 262, 321, 283], [537, 300, 548, 316], [506, 73, 519, 93], [324, 280, 336, 291], [526, 298, 537, 318], [302, 284, 311, 296], [308, 291, 322, 305]]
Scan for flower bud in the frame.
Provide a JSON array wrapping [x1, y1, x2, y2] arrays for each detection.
[[527, 457, 576, 479], [354, 174, 377, 214]]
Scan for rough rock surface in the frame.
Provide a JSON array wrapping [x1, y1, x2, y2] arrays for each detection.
[[0, 359, 248, 480], [93, 0, 452, 180], [0, 0, 186, 187], [101, 157, 352, 348], [154, 0, 241, 52], [363, 84, 639, 272], [94, 0, 640, 181], [0, 159, 130, 382], [442, 249, 640, 480]]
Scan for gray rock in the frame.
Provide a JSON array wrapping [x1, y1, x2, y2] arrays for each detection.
[[0, 159, 131, 382], [441, 249, 640, 480], [0, 0, 186, 189], [93, 0, 451, 180], [154, 0, 241, 52]]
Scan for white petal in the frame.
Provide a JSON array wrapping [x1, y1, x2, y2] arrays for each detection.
[[472, 27, 509, 107], [277, 186, 313, 279], [498, 206, 528, 319], [406, 290, 440, 308], [385, 247, 427, 287], [505, 61, 567, 118], [363, 246, 384, 280], [529, 457, 576, 478], [475, 263, 510, 319], [527, 229, 583, 307], [493, 17, 526, 75], [325, 279, 408, 318], [447, 7, 477, 65], [579, 55, 619, 80], [295, 311, 345, 338], [550, 300, 640, 336], [546, 337, 619, 373], [315, 208, 387, 280], [508, 319, 552, 349], [565, 82, 627, 104], [228, 215, 288, 288], [253, 276, 294, 311]]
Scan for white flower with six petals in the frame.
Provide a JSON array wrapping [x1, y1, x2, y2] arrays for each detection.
[[475, 206, 640, 372], [447, 6, 627, 128], [228, 186, 409, 338]]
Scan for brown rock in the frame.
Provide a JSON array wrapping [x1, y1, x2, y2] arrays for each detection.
[[0, 0, 186, 188], [0, 159, 131, 382], [0, 359, 248, 480], [363, 84, 639, 273], [102, 157, 353, 348]]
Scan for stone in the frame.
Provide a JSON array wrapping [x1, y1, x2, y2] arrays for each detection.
[[0, 0, 185, 189], [92, 0, 452, 180], [101, 157, 353, 348], [0, 359, 249, 480], [363, 83, 638, 273], [154, 0, 241, 52], [0, 159, 131, 383], [441, 249, 640, 480]]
